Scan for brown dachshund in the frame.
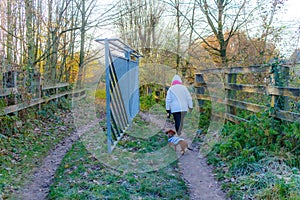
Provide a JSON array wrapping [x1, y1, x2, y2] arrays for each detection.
[[165, 129, 192, 155]]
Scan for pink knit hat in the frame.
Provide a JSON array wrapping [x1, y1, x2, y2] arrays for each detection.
[[171, 75, 182, 85]]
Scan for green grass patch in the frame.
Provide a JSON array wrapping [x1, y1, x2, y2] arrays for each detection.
[[94, 89, 106, 99], [49, 114, 189, 199], [49, 141, 189, 200]]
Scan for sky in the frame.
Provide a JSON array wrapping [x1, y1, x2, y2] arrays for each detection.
[[282, 0, 300, 22], [277, 0, 300, 57]]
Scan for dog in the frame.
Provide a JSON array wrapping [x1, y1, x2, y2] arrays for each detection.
[[165, 129, 192, 155]]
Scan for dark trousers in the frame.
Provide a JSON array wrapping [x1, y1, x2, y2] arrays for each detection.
[[172, 111, 187, 135]]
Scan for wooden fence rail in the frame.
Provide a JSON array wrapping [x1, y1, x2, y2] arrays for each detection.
[[195, 65, 300, 123], [0, 83, 86, 115], [195, 83, 300, 98]]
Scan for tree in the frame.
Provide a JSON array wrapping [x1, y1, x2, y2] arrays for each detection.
[[25, 0, 36, 91], [198, 31, 277, 66], [116, 0, 164, 56], [76, 0, 96, 88], [175, 0, 181, 72], [246, 0, 287, 64], [163, 0, 194, 74], [195, 0, 247, 67], [227, 31, 277, 66], [0, 0, 111, 91]]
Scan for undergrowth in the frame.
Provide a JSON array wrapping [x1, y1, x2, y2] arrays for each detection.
[[199, 107, 300, 199], [0, 97, 74, 199]]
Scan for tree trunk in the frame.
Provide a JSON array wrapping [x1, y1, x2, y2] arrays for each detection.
[[6, 0, 12, 65], [176, 0, 180, 73], [25, 0, 35, 92], [78, 0, 86, 88]]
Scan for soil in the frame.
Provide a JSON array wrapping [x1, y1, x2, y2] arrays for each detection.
[[179, 148, 227, 200], [13, 133, 79, 200], [139, 112, 228, 200], [13, 112, 228, 200], [12, 119, 101, 200]]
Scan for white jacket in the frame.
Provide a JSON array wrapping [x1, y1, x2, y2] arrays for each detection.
[[166, 75, 193, 113]]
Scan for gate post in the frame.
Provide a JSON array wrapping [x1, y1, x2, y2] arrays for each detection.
[[105, 38, 112, 153]]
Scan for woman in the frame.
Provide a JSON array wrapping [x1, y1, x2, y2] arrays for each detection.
[[166, 75, 193, 135]]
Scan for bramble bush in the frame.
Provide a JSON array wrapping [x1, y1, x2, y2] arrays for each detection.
[[201, 109, 300, 199]]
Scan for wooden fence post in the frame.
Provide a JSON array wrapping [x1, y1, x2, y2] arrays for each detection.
[[195, 73, 205, 112], [271, 65, 290, 111], [226, 73, 237, 116], [55, 86, 58, 103], [37, 73, 42, 111], [13, 71, 18, 105]]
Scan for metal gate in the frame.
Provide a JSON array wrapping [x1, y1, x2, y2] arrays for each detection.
[[95, 38, 141, 153]]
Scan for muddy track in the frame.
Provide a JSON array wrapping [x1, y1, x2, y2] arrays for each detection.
[[12, 120, 100, 200], [139, 112, 228, 200]]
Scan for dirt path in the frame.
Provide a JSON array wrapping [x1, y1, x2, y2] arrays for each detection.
[[13, 120, 100, 200], [179, 146, 227, 200], [139, 112, 228, 200]]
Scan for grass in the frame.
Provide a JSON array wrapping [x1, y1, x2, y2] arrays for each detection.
[[48, 142, 188, 200], [94, 89, 106, 99], [48, 114, 189, 199]]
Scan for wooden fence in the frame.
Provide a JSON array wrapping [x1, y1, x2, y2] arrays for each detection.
[[195, 65, 300, 123], [0, 83, 86, 115]]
